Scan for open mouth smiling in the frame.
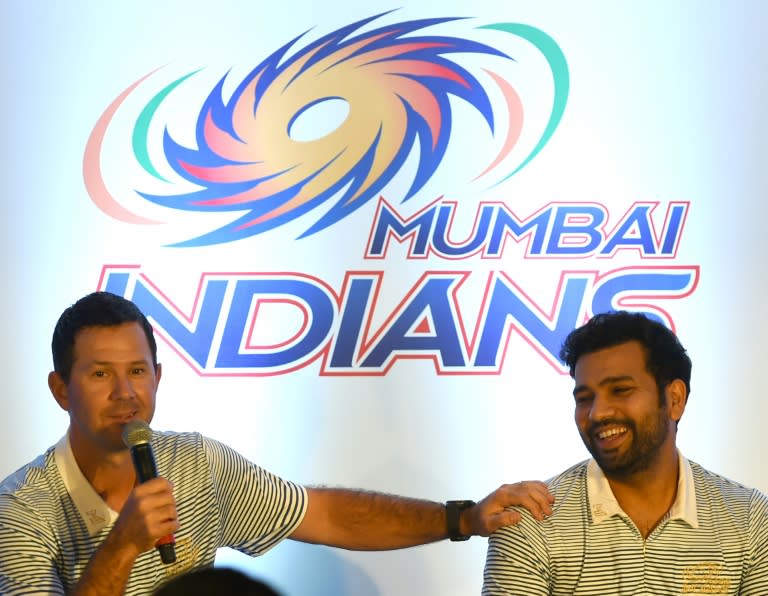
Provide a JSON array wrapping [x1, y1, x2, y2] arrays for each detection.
[[597, 426, 627, 440]]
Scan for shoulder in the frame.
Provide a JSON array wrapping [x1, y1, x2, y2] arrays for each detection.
[[492, 461, 589, 545], [689, 460, 763, 498], [150, 429, 204, 449], [150, 430, 263, 475], [537, 461, 590, 535], [149, 430, 242, 475], [150, 430, 242, 459], [0, 449, 60, 528], [0, 448, 56, 498], [689, 460, 768, 519], [547, 460, 589, 506], [150, 430, 241, 455], [548, 460, 589, 489]]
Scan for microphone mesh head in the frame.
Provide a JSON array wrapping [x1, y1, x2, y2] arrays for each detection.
[[122, 420, 153, 448]]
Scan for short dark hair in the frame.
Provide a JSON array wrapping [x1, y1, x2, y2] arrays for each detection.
[[51, 291, 157, 383], [153, 567, 281, 596], [559, 311, 691, 398]]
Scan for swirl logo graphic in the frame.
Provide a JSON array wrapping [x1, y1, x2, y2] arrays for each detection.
[[84, 13, 569, 246]]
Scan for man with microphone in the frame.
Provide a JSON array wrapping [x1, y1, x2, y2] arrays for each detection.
[[0, 291, 553, 595]]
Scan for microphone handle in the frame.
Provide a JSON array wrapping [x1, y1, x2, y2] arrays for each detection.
[[129, 443, 177, 564], [129, 443, 158, 483], [156, 536, 177, 564]]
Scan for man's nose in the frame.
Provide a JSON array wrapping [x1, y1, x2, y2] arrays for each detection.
[[588, 393, 616, 422], [112, 374, 137, 399]]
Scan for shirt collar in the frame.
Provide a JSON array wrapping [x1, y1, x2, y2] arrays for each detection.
[[586, 451, 698, 529], [54, 433, 119, 536]]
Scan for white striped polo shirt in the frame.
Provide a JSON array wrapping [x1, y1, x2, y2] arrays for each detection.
[[483, 453, 768, 595], [0, 431, 307, 595]]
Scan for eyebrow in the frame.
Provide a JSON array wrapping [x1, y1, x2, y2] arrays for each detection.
[[87, 359, 151, 367], [573, 375, 635, 396]]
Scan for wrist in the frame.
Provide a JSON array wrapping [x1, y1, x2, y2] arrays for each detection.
[[445, 500, 476, 541]]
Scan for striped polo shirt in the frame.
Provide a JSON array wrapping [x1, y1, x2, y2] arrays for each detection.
[[483, 454, 768, 595], [0, 431, 307, 595]]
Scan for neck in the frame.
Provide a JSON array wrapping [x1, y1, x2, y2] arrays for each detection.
[[605, 445, 679, 538], [68, 432, 137, 510]]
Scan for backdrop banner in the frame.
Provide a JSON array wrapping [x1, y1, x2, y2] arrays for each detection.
[[2, 2, 766, 594]]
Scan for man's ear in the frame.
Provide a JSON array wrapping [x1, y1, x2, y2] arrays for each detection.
[[48, 371, 69, 412], [665, 379, 687, 422]]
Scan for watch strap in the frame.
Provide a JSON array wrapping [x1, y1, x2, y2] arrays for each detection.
[[446, 499, 476, 541]]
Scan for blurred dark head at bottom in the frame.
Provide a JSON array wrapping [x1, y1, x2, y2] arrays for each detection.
[[153, 567, 282, 596]]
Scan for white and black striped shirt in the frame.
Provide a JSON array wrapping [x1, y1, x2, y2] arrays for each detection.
[[483, 454, 768, 595], [0, 431, 307, 595]]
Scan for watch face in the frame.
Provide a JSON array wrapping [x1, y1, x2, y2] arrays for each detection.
[[453, 500, 475, 508]]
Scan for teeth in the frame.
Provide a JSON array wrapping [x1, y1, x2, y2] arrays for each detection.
[[597, 427, 626, 439]]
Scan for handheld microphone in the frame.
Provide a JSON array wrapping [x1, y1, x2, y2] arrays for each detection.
[[121, 420, 177, 564]]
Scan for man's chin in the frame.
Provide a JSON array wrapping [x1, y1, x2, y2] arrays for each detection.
[[589, 448, 632, 475], [595, 453, 656, 478]]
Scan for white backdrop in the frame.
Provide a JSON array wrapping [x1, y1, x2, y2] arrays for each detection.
[[2, 1, 767, 594]]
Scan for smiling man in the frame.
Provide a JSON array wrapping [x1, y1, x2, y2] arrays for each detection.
[[0, 291, 553, 596], [483, 310, 768, 595]]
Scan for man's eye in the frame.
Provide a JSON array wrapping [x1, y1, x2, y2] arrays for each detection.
[[131, 368, 146, 375], [93, 371, 106, 378]]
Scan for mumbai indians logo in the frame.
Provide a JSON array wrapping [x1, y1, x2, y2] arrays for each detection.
[[84, 13, 568, 246]]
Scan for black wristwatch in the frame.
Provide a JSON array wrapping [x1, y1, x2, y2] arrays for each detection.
[[446, 499, 476, 541]]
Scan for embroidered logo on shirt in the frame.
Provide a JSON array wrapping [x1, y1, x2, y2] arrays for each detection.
[[681, 562, 731, 593], [590, 502, 609, 522], [85, 509, 106, 526]]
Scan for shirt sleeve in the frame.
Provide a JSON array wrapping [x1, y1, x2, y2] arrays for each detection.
[[202, 436, 307, 555], [482, 510, 551, 596], [739, 489, 768, 595], [0, 495, 65, 596]]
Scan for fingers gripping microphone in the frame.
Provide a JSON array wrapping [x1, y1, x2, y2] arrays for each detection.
[[121, 420, 177, 564]]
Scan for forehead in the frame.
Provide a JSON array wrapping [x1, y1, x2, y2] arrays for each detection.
[[72, 322, 152, 363], [573, 340, 650, 385]]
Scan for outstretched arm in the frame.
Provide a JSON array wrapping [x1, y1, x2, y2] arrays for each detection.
[[290, 481, 553, 549]]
